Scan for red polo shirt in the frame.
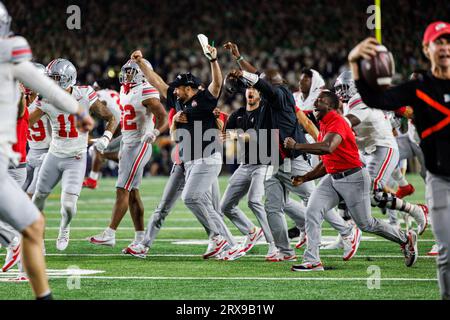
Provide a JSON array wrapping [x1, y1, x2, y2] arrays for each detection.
[[318, 110, 362, 174]]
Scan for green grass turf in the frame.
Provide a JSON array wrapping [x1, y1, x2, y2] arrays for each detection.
[[0, 174, 440, 300]]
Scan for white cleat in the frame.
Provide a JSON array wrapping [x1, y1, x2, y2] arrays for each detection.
[[265, 242, 278, 260], [125, 243, 149, 259], [427, 244, 439, 256], [2, 240, 21, 272], [56, 227, 70, 251], [342, 226, 362, 261], [122, 241, 139, 255], [321, 234, 344, 250], [89, 231, 116, 247], [216, 245, 246, 261], [203, 235, 228, 259], [295, 231, 307, 249], [239, 227, 263, 254]]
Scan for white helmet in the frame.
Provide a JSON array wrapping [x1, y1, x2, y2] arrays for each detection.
[[0, 1, 12, 38], [119, 59, 152, 85], [334, 71, 358, 103], [46, 58, 77, 89]]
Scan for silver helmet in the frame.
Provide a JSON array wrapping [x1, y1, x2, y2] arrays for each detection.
[[334, 71, 357, 103], [0, 1, 12, 38], [119, 59, 152, 85], [46, 58, 77, 89]]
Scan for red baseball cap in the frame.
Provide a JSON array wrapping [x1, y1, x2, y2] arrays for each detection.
[[423, 21, 450, 45]]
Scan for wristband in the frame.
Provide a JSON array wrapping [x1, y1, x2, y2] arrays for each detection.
[[102, 130, 113, 141], [236, 56, 244, 62], [210, 58, 217, 63], [153, 129, 161, 137]]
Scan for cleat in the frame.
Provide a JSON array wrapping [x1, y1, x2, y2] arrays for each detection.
[[342, 226, 362, 261], [219, 246, 246, 261], [89, 231, 116, 247], [56, 227, 70, 251], [401, 230, 418, 267], [2, 241, 21, 272], [288, 226, 301, 239], [203, 236, 228, 259], [396, 184, 415, 199], [122, 241, 139, 255], [427, 244, 439, 256], [321, 234, 344, 250], [239, 228, 263, 254], [416, 204, 428, 235], [265, 242, 278, 260], [291, 262, 324, 272], [125, 243, 149, 259], [266, 252, 297, 262], [82, 177, 98, 189], [295, 231, 307, 249]]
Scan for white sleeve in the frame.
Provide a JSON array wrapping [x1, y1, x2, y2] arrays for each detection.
[[12, 61, 79, 114], [348, 103, 370, 123]]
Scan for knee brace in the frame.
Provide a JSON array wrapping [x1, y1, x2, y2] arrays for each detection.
[[32, 191, 50, 211]]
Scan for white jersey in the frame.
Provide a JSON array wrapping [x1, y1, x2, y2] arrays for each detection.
[[36, 85, 98, 158], [0, 36, 32, 148], [96, 89, 122, 125], [119, 82, 160, 144], [345, 93, 397, 154], [28, 99, 52, 150]]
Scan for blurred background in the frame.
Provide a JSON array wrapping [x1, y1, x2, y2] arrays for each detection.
[[5, 0, 449, 176]]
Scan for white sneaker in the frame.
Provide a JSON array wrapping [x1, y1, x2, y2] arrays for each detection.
[[2, 240, 21, 272], [427, 244, 439, 256], [122, 240, 139, 254], [203, 235, 228, 259], [56, 227, 70, 251], [321, 234, 344, 250], [239, 227, 263, 254], [342, 226, 362, 261], [295, 231, 307, 249], [89, 231, 116, 247], [265, 242, 278, 260], [125, 243, 149, 259], [217, 246, 246, 261]]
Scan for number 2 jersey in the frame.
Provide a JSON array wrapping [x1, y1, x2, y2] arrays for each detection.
[[119, 82, 160, 144], [32, 85, 98, 158]]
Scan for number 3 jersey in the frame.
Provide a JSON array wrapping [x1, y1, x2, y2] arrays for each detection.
[[119, 82, 160, 144], [33, 85, 98, 158]]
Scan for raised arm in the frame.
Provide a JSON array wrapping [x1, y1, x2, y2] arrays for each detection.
[[296, 109, 319, 141], [131, 50, 169, 99], [223, 42, 258, 73], [206, 45, 222, 98], [229, 69, 277, 102]]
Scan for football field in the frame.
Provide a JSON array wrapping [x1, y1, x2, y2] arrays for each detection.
[[0, 174, 440, 300]]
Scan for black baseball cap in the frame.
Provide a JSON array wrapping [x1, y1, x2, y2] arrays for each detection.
[[171, 73, 201, 88]]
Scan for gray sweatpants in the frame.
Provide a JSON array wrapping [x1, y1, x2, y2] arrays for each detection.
[[220, 164, 274, 243], [426, 172, 450, 300], [0, 155, 40, 246], [264, 157, 351, 256], [397, 135, 426, 180], [23, 148, 48, 195], [303, 168, 408, 264], [143, 163, 234, 247]]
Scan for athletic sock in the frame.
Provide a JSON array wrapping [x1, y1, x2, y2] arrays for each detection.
[[105, 227, 116, 237], [135, 231, 145, 243], [89, 171, 99, 181]]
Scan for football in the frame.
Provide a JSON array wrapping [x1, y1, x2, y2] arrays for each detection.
[[359, 45, 396, 91]]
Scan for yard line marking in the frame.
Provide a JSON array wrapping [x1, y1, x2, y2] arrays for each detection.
[[0, 253, 437, 259], [24, 276, 438, 282]]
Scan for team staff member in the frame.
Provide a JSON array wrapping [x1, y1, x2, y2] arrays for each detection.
[[348, 21, 450, 299], [127, 45, 234, 259], [285, 90, 418, 271]]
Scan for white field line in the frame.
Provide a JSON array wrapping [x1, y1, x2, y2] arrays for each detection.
[[38, 238, 437, 243], [12, 275, 437, 282], [0, 253, 437, 259]]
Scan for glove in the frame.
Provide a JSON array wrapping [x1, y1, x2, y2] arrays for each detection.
[[141, 129, 160, 144], [94, 131, 113, 154]]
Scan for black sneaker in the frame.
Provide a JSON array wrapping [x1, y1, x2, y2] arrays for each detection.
[[288, 227, 300, 239], [401, 230, 418, 267]]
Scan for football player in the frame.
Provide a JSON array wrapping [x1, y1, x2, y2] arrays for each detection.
[[0, 1, 94, 299], [30, 58, 117, 251], [89, 59, 168, 253]]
